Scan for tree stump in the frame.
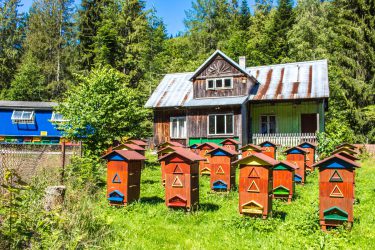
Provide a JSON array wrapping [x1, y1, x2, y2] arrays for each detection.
[[44, 186, 66, 211]]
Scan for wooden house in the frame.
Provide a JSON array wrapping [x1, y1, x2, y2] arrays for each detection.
[[240, 144, 263, 158], [259, 141, 277, 159], [219, 138, 240, 151], [205, 146, 239, 191], [157, 146, 182, 185], [196, 142, 219, 175], [285, 146, 308, 184], [312, 154, 360, 230], [113, 143, 146, 156], [233, 152, 278, 218], [158, 149, 205, 210], [101, 150, 146, 206], [272, 161, 298, 203], [145, 50, 329, 148], [298, 141, 317, 171]]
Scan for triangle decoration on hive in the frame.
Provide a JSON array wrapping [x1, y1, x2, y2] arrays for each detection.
[[216, 165, 225, 174], [330, 185, 344, 198], [329, 170, 343, 182], [112, 173, 121, 183], [248, 168, 260, 178], [172, 176, 183, 187], [173, 164, 183, 174], [247, 180, 260, 193]]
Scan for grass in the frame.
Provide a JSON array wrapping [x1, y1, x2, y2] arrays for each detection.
[[66, 153, 375, 250]]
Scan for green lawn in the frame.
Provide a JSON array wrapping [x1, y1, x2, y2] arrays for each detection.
[[66, 154, 375, 249]]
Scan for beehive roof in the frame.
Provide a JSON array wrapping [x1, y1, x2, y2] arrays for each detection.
[[196, 142, 219, 150], [284, 146, 308, 154], [206, 146, 239, 156], [157, 146, 181, 155], [113, 143, 145, 151], [298, 141, 317, 148], [311, 154, 360, 169], [101, 150, 146, 161], [157, 141, 185, 148], [331, 147, 358, 156], [276, 160, 299, 170], [240, 144, 263, 151], [220, 138, 240, 145], [128, 139, 148, 146], [158, 148, 205, 163], [259, 141, 277, 147], [232, 152, 278, 166]]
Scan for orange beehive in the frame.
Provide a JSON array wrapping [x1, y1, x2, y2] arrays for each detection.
[[233, 153, 278, 218], [240, 144, 263, 158], [285, 146, 308, 184], [157, 146, 182, 185], [312, 154, 360, 230], [159, 149, 204, 210], [259, 141, 277, 159], [157, 141, 185, 150], [188, 143, 201, 154], [298, 142, 317, 171], [219, 138, 240, 151], [206, 146, 239, 192], [196, 143, 219, 175], [272, 161, 298, 203], [101, 150, 146, 206]]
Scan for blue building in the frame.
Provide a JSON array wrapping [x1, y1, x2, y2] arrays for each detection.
[[0, 101, 65, 144]]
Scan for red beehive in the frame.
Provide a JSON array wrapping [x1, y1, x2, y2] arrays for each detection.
[[157, 146, 181, 185], [312, 154, 360, 230], [219, 138, 240, 151], [101, 150, 146, 206], [205, 146, 239, 192], [272, 161, 298, 203], [259, 141, 277, 159], [285, 146, 308, 184], [196, 143, 219, 175], [298, 142, 317, 172], [127, 139, 148, 149], [233, 153, 278, 218], [157, 141, 185, 150], [113, 143, 146, 156], [159, 149, 205, 210], [240, 144, 263, 158], [188, 143, 201, 154]]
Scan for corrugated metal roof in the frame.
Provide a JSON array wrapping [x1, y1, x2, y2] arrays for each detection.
[[184, 96, 247, 107], [0, 101, 57, 109], [145, 59, 329, 108], [144, 72, 194, 108], [247, 59, 329, 101]]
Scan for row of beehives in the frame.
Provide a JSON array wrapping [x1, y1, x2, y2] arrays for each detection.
[[101, 139, 360, 231]]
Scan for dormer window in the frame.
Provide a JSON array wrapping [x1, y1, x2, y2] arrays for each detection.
[[206, 77, 233, 90], [11, 110, 35, 124]]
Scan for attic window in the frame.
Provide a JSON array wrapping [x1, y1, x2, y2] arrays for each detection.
[[206, 78, 233, 90], [11, 110, 35, 124]]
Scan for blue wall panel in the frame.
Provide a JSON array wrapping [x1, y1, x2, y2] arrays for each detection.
[[0, 109, 62, 137]]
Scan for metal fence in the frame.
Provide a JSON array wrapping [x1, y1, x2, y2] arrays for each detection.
[[252, 133, 317, 147]]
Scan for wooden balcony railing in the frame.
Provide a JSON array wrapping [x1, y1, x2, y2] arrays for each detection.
[[252, 133, 317, 147]]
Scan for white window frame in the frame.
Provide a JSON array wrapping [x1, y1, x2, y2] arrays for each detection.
[[260, 115, 277, 134], [207, 113, 234, 136], [206, 77, 233, 90], [50, 112, 68, 123], [170, 116, 187, 139], [11, 110, 35, 124]]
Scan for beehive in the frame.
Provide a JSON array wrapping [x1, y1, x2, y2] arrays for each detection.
[[285, 146, 308, 184], [240, 144, 263, 158], [196, 143, 219, 175], [272, 161, 298, 203], [219, 138, 240, 151], [298, 142, 317, 171], [259, 141, 277, 159], [157, 146, 182, 185]]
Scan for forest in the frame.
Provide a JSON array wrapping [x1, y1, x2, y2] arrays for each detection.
[[0, 0, 374, 144]]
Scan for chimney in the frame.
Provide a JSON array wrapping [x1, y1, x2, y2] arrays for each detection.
[[239, 56, 246, 68]]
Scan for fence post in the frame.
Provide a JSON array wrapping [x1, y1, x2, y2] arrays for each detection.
[[61, 141, 66, 185]]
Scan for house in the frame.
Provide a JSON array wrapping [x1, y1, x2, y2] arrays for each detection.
[[145, 50, 329, 147], [0, 101, 67, 144]]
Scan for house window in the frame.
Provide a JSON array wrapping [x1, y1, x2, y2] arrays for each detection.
[[50, 112, 65, 122], [260, 115, 276, 134], [170, 117, 186, 138], [206, 78, 233, 90], [11, 110, 35, 124], [208, 114, 234, 135]]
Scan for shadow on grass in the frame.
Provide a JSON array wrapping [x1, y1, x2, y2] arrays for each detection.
[[272, 210, 287, 221], [140, 196, 164, 205], [199, 203, 220, 212], [142, 179, 158, 184]]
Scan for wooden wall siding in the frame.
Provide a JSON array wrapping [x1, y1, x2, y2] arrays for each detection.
[[193, 55, 255, 99], [250, 101, 325, 134], [153, 109, 187, 146], [187, 107, 242, 139]]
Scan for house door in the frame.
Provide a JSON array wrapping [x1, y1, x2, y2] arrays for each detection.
[[301, 114, 317, 133]]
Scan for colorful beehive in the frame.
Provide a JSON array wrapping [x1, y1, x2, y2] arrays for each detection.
[[285, 146, 308, 184], [157, 141, 185, 150], [188, 143, 201, 154], [196, 143, 219, 175], [312, 154, 360, 230], [219, 138, 240, 151], [233, 153, 278, 218], [113, 143, 146, 156], [159, 149, 204, 210], [272, 161, 298, 203], [298, 142, 317, 171], [157, 146, 181, 185], [259, 141, 277, 159], [240, 144, 263, 158], [331, 147, 358, 157], [127, 139, 148, 149], [101, 150, 146, 206], [205, 146, 239, 192]]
